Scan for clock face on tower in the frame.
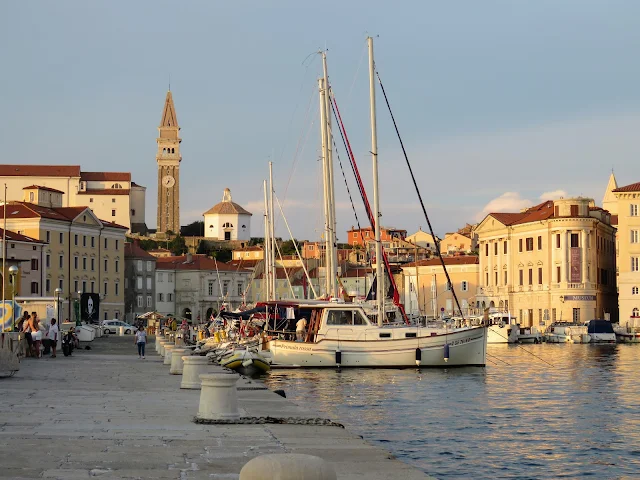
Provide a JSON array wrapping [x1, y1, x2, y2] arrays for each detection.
[[162, 175, 175, 188]]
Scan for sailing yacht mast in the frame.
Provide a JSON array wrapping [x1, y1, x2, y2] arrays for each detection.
[[318, 77, 332, 297], [368, 36, 384, 326], [263, 180, 271, 301], [268, 162, 276, 299], [322, 52, 338, 298]]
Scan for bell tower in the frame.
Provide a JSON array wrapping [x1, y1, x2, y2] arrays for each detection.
[[156, 90, 181, 234]]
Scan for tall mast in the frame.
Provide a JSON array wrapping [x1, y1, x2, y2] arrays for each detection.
[[268, 162, 276, 300], [263, 180, 271, 301], [322, 52, 338, 298], [318, 77, 331, 297], [1, 184, 5, 332], [368, 36, 384, 326]]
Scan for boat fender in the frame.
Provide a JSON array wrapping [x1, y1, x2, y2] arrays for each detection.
[[274, 389, 286, 398], [335, 349, 342, 367], [415, 348, 422, 366], [443, 343, 450, 362]]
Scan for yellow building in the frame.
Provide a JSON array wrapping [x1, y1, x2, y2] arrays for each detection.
[[0, 186, 127, 320], [475, 198, 617, 327], [609, 178, 640, 322], [401, 256, 479, 318]]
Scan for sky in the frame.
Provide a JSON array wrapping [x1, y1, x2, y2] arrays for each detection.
[[2, 1, 640, 241]]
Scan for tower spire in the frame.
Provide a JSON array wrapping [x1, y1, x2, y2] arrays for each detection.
[[156, 91, 181, 234], [160, 91, 178, 128]]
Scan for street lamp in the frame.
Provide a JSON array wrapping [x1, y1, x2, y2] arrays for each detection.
[[76, 290, 82, 325], [54, 288, 62, 325], [8, 265, 18, 331]]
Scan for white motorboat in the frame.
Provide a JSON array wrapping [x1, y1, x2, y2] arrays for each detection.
[[614, 319, 640, 343], [544, 323, 591, 343], [516, 326, 543, 344], [481, 313, 519, 344], [585, 320, 616, 343], [263, 301, 487, 368]]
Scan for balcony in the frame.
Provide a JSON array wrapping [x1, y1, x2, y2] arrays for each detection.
[[568, 283, 585, 289]]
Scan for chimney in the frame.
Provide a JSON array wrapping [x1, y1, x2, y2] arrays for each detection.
[[186, 252, 193, 263]]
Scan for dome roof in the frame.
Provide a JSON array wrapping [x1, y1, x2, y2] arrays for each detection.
[[203, 188, 252, 216]]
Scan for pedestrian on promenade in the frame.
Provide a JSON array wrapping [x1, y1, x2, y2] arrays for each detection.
[[22, 313, 33, 357], [17, 311, 29, 332], [47, 319, 58, 358], [296, 316, 307, 342], [135, 326, 147, 359], [32, 314, 42, 358]]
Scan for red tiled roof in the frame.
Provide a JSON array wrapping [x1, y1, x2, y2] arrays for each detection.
[[341, 267, 374, 278], [99, 219, 128, 230], [227, 259, 262, 268], [404, 256, 479, 267], [22, 185, 65, 194], [149, 248, 171, 253], [156, 254, 250, 272], [0, 202, 127, 229], [80, 172, 131, 182], [203, 201, 252, 216], [612, 182, 640, 193], [0, 228, 46, 244], [77, 189, 131, 195], [124, 241, 156, 259], [233, 245, 263, 252], [0, 165, 81, 177], [489, 201, 555, 226]]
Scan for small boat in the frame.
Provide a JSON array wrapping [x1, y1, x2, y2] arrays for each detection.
[[517, 326, 543, 344], [585, 320, 616, 343], [221, 349, 271, 376], [483, 313, 519, 344], [544, 323, 591, 343], [614, 321, 640, 343]]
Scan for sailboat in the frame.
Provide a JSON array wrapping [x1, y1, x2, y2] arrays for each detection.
[[261, 38, 487, 367]]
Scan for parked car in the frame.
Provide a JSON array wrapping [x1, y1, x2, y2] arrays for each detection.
[[102, 320, 136, 335]]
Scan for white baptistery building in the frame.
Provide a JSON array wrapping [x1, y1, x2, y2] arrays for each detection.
[[203, 188, 252, 241]]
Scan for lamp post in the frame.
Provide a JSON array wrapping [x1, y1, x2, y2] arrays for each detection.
[[8, 265, 18, 331], [54, 288, 62, 324], [75, 290, 82, 326]]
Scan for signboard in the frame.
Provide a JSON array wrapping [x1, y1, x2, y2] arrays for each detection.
[[564, 295, 596, 302], [45, 304, 55, 321], [80, 293, 100, 323], [570, 247, 581, 283]]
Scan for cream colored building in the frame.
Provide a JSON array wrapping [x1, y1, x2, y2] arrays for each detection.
[[406, 228, 439, 251], [475, 198, 617, 327], [1, 229, 47, 299], [232, 246, 264, 261], [0, 186, 126, 320], [0, 165, 146, 233], [401, 257, 479, 318], [203, 188, 252, 241], [609, 178, 640, 322]]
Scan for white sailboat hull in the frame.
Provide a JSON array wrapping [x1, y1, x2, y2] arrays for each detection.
[[487, 325, 518, 344], [267, 326, 487, 367]]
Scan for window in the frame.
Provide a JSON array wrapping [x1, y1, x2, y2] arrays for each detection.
[[528, 268, 533, 285], [146, 261, 152, 272], [46, 230, 50, 243], [157, 293, 163, 302], [485, 244, 488, 256], [632, 257, 640, 272], [168, 273, 174, 282], [633, 308, 640, 317], [115, 240, 119, 250], [58, 279, 63, 290], [503, 241, 507, 254], [571, 233, 579, 248], [572, 308, 580, 323], [326, 310, 366, 326], [104, 311, 108, 320], [112, 198, 116, 203], [46, 254, 50, 268], [104, 282, 108, 296], [632, 231, 639, 244], [494, 271, 498, 285], [539, 309, 543, 324], [59, 232, 63, 243], [115, 260, 119, 273], [131, 209, 136, 216], [136, 260, 142, 271], [526, 238, 534, 251], [556, 266, 561, 283], [91, 281, 95, 293], [82, 235, 86, 247], [237, 283, 243, 296], [157, 273, 163, 282], [59, 255, 64, 268], [146, 277, 152, 289], [633, 287, 638, 295], [519, 239, 523, 252], [631, 204, 638, 216], [74, 234, 78, 246], [146, 295, 152, 307], [74, 280, 79, 292], [461, 281, 468, 292], [570, 205, 579, 217], [494, 243, 497, 255], [111, 183, 123, 189], [137, 295, 143, 307], [485, 272, 489, 285], [137, 277, 142, 289], [519, 270, 523, 286], [82, 280, 86, 292], [555, 234, 560, 249], [223, 281, 229, 295], [208, 281, 214, 296], [45, 279, 50, 293], [537, 236, 542, 250], [538, 268, 543, 284], [167, 293, 173, 302], [552, 308, 557, 321], [31, 282, 39, 294], [115, 283, 119, 296], [74, 256, 79, 269], [104, 259, 108, 272], [31, 258, 39, 270], [91, 258, 95, 271], [91, 236, 95, 248], [504, 271, 507, 285], [104, 238, 108, 249], [111, 209, 116, 217]]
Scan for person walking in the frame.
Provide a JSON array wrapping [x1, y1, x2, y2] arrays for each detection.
[[47, 319, 59, 358], [296, 316, 308, 342], [31, 314, 42, 358], [135, 326, 147, 359]]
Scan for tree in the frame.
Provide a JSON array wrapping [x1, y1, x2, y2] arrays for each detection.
[[280, 239, 298, 256], [211, 248, 232, 263], [138, 239, 159, 251], [196, 240, 210, 255], [181, 221, 204, 237], [249, 238, 264, 246], [168, 235, 188, 256]]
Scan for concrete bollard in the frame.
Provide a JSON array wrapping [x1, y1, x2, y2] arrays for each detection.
[[169, 348, 189, 375], [239, 454, 337, 480], [158, 339, 167, 356], [156, 338, 166, 355], [163, 345, 176, 365], [180, 356, 212, 389], [196, 372, 240, 420]]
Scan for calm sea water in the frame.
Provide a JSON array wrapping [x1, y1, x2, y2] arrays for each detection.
[[263, 344, 640, 479]]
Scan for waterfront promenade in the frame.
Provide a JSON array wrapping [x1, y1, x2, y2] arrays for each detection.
[[0, 336, 431, 479]]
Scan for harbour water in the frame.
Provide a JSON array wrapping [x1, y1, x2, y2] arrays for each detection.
[[264, 344, 640, 479]]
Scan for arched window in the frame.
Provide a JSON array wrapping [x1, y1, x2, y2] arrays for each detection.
[[111, 183, 123, 189], [241, 225, 246, 229], [171, 148, 175, 153], [222, 222, 233, 228], [633, 286, 639, 295], [633, 308, 639, 317], [163, 148, 166, 153]]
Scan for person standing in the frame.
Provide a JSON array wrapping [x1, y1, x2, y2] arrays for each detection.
[[31, 314, 42, 358], [135, 326, 147, 359], [296, 317, 308, 342], [22, 314, 33, 357], [47, 319, 59, 358]]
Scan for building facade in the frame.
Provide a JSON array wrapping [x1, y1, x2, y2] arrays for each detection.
[[124, 241, 156, 322], [0, 165, 146, 233], [347, 226, 407, 247], [405, 228, 439, 252], [203, 188, 252, 241], [156, 90, 181, 234], [0, 186, 127, 320], [474, 198, 617, 327], [0, 229, 47, 299]]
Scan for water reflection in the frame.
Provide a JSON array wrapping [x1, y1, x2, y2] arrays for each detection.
[[264, 345, 640, 479]]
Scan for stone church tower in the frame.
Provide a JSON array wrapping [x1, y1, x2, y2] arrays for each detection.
[[156, 91, 181, 234]]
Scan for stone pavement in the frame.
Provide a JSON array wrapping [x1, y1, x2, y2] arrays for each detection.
[[0, 335, 432, 479]]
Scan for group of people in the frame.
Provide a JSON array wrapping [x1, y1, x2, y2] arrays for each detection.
[[17, 311, 61, 358]]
